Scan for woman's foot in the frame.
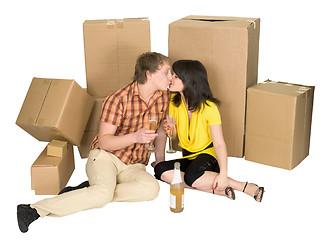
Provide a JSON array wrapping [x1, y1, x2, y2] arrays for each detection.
[[242, 182, 264, 202], [225, 187, 236, 200], [213, 187, 235, 200]]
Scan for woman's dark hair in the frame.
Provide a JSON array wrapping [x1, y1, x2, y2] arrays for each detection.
[[172, 60, 219, 112]]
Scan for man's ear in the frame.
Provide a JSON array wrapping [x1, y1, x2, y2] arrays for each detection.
[[145, 70, 152, 80]]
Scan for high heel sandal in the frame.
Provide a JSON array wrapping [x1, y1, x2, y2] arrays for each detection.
[[243, 182, 264, 202], [212, 187, 236, 200], [225, 187, 236, 200]]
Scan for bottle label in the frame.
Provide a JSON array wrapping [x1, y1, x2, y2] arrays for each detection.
[[170, 193, 176, 208], [170, 193, 184, 209]]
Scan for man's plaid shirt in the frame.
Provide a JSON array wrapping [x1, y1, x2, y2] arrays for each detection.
[[90, 81, 169, 165]]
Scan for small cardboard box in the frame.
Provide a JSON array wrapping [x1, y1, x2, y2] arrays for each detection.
[[31, 143, 75, 195], [245, 80, 314, 170], [16, 78, 94, 146], [169, 15, 260, 157], [83, 18, 151, 97], [78, 96, 105, 158], [47, 140, 67, 158]]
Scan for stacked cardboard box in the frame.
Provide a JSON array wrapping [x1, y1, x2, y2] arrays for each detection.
[[169, 15, 260, 157], [78, 96, 105, 158], [31, 140, 75, 195], [78, 18, 151, 158], [16, 78, 94, 194], [16, 78, 94, 146], [83, 18, 151, 97], [245, 80, 314, 170]]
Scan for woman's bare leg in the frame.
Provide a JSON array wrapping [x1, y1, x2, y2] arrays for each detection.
[[160, 170, 263, 201]]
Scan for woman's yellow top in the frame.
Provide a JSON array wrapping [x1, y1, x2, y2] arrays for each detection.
[[169, 96, 221, 160]]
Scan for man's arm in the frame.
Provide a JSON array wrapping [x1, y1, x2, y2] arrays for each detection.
[[98, 121, 158, 151]]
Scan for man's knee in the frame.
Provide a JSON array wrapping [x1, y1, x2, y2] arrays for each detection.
[[88, 184, 114, 208], [141, 179, 160, 200]]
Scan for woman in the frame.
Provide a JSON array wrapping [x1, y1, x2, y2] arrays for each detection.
[[154, 60, 264, 201]]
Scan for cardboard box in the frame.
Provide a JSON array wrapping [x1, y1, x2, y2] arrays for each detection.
[[78, 130, 98, 158], [169, 16, 260, 157], [47, 140, 67, 157], [31, 143, 75, 195], [78, 96, 105, 158], [245, 80, 314, 170], [83, 18, 151, 97], [16, 78, 94, 146]]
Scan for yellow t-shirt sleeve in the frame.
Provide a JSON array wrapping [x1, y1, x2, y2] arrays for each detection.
[[204, 101, 221, 125]]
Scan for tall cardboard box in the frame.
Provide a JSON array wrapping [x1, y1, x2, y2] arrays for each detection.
[[16, 78, 94, 146], [245, 80, 314, 170], [31, 143, 75, 195], [169, 16, 260, 157], [78, 96, 105, 158], [84, 18, 151, 97]]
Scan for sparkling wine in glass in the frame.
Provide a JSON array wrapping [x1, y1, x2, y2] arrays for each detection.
[[166, 116, 176, 153], [147, 119, 157, 151]]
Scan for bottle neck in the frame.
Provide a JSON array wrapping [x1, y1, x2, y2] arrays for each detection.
[[171, 167, 182, 184]]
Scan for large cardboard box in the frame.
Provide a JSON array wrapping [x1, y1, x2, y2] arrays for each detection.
[[31, 143, 75, 195], [245, 80, 314, 170], [16, 78, 94, 146], [169, 15, 260, 157], [83, 18, 151, 97], [78, 96, 105, 158]]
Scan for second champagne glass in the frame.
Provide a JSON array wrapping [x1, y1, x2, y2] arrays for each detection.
[[166, 115, 176, 153]]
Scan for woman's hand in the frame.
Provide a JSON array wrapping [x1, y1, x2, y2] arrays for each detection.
[[163, 118, 176, 133], [212, 173, 229, 192]]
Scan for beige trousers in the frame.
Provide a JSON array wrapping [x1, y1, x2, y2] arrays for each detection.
[[31, 149, 160, 217]]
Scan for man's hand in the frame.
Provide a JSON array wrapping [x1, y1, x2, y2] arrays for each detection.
[[134, 128, 158, 144]]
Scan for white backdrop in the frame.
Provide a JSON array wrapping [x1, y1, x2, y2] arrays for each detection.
[[1, 0, 328, 239]]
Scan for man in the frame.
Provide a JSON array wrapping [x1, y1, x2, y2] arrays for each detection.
[[17, 52, 172, 233]]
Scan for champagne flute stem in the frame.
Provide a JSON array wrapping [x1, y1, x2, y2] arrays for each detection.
[[169, 136, 173, 150]]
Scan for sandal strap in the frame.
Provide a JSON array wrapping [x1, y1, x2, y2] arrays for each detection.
[[242, 182, 248, 192]]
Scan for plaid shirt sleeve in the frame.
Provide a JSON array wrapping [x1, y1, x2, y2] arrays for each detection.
[[100, 93, 123, 127]]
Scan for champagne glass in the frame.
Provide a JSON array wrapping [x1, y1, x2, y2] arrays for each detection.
[[147, 117, 157, 152], [166, 115, 176, 153]]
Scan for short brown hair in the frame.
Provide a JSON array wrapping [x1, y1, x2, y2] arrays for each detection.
[[133, 52, 170, 84]]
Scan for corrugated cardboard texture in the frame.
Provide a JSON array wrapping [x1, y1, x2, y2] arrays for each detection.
[[245, 80, 314, 170], [169, 15, 260, 157], [78, 130, 98, 158], [31, 143, 75, 195], [16, 78, 94, 145], [78, 96, 105, 158], [84, 18, 151, 97], [85, 97, 105, 131]]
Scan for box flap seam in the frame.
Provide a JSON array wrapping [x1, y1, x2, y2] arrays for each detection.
[[35, 79, 53, 125]]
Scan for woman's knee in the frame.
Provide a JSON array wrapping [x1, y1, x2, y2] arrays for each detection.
[[154, 162, 173, 182], [184, 170, 202, 188]]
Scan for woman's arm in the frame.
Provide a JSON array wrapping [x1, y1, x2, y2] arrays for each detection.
[[209, 124, 229, 191]]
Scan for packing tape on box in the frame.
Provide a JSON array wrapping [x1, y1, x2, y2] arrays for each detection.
[[296, 86, 310, 94], [246, 20, 256, 29], [106, 19, 124, 29]]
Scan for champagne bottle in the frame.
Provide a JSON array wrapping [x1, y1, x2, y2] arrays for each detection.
[[170, 162, 184, 213]]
